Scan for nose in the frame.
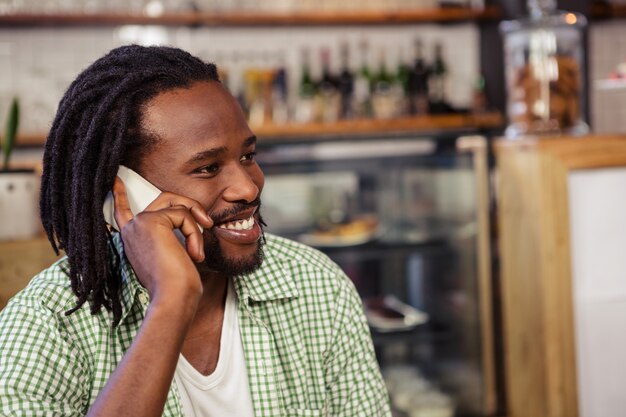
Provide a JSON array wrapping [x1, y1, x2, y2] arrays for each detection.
[[222, 164, 261, 204]]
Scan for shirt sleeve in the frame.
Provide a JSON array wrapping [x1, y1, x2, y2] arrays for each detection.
[[324, 271, 392, 417], [0, 301, 89, 416]]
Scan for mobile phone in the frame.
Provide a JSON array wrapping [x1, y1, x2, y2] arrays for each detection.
[[102, 166, 203, 241], [103, 165, 162, 231]]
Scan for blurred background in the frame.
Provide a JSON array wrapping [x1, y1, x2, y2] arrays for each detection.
[[1, 0, 626, 416]]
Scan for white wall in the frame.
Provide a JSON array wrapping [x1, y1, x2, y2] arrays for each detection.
[[590, 21, 626, 134], [568, 167, 626, 417]]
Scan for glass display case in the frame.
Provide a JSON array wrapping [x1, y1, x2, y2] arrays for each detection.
[[257, 134, 495, 417]]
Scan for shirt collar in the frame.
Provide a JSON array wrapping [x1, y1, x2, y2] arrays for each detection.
[[113, 233, 299, 325], [235, 238, 299, 303]]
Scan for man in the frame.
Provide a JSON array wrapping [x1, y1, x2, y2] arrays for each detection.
[[0, 45, 390, 416]]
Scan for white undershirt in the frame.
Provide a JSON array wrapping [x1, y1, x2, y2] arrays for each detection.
[[174, 282, 255, 417]]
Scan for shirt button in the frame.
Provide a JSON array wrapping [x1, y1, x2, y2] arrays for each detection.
[[138, 293, 149, 304]]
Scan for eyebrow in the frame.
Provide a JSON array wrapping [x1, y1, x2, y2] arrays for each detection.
[[185, 135, 257, 166], [244, 135, 257, 148]]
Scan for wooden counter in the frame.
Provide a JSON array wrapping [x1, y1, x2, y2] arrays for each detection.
[[0, 237, 62, 309], [496, 134, 626, 417]]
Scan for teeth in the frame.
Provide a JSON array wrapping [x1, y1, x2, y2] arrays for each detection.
[[218, 215, 255, 231]]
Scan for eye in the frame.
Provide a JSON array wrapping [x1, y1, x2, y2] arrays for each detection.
[[196, 163, 220, 175], [240, 152, 257, 163]]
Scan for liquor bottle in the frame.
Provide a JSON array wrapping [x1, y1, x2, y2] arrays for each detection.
[[408, 38, 430, 115], [299, 48, 316, 99], [396, 47, 410, 97], [429, 42, 450, 113], [337, 42, 355, 120], [229, 52, 249, 117], [396, 47, 411, 116], [317, 47, 340, 123], [246, 67, 265, 127], [272, 51, 289, 124], [319, 47, 336, 90], [353, 39, 372, 119], [295, 47, 316, 123], [373, 48, 393, 93], [371, 48, 398, 119], [471, 74, 487, 114]]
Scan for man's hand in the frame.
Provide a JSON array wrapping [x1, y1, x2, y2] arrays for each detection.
[[112, 177, 213, 308], [87, 178, 215, 417]]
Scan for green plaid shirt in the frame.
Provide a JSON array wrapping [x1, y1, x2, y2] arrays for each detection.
[[0, 233, 390, 416]]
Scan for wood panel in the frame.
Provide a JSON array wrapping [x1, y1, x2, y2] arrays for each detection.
[[0, 237, 62, 310], [497, 144, 549, 416], [495, 134, 626, 417], [458, 135, 496, 414]]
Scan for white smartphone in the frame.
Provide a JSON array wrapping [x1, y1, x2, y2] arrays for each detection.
[[102, 165, 203, 240], [103, 165, 161, 231]]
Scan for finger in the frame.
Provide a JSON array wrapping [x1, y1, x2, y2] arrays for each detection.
[[145, 192, 212, 229], [112, 177, 134, 230], [161, 206, 206, 262], [190, 205, 214, 230]]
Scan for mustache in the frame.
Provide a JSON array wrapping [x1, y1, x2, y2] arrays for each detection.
[[210, 198, 265, 226]]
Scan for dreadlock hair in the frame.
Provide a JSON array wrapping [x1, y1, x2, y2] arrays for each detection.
[[40, 45, 220, 326]]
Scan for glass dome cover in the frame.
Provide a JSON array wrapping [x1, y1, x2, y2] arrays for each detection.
[[500, 0, 589, 138]]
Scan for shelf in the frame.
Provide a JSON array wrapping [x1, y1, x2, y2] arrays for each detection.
[[307, 238, 452, 254], [371, 325, 454, 346], [16, 112, 503, 147], [0, 6, 501, 27], [591, 2, 626, 19], [253, 112, 504, 142]]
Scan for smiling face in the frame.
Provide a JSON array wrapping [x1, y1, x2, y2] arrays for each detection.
[[135, 80, 265, 277]]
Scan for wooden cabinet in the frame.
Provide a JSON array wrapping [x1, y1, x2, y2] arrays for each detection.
[[0, 237, 62, 309], [496, 134, 626, 417]]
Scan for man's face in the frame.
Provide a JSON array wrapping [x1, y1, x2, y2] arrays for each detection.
[[137, 80, 265, 277]]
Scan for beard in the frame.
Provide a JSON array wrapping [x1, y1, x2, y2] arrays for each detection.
[[199, 204, 267, 277]]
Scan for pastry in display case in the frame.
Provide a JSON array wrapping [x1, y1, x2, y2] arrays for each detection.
[[364, 295, 429, 333], [258, 135, 494, 416], [299, 215, 380, 247]]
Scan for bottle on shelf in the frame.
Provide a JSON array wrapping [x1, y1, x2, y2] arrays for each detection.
[[396, 46, 412, 117], [337, 42, 355, 120], [317, 47, 340, 123], [371, 48, 399, 119], [260, 64, 275, 126], [372, 48, 393, 93], [352, 39, 373, 119], [408, 38, 430, 115], [396, 47, 410, 97], [245, 66, 265, 127], [428, 42, 450, 114], [228, 52, 249, 117], [471, 74, 487, 114], [318, 47, 337, 92], [295, 47, 317, 123], [271, 51, 289, 124], [298, 48, 316, 99]]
